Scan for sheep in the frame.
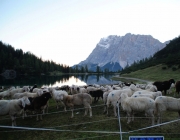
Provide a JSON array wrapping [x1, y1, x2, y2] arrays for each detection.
[[61, 93, 92, 118], [89, 89, 103, 103], [119, 92, 155, 125], [103, 89, 113, 113], [133, 91, 162, 100], [0, 96, 30, 126], [132, 91, 162, 100], [0, 86, 15, 99], [155, 96, 180, 124], [106, 84, 141, 117], [86, 86, 99, 93], [153, 79, 175, 95], [30, 92, 52, 121], [12, 92, 40, 99], [69, 85, 79, 94], [32, 88, 44, 96], [77, 87, 88, 93], [9, 86, 30, 98], [175, 81, 180, 96], [29, 84, 37, 92], [48, 88, 68, 111]]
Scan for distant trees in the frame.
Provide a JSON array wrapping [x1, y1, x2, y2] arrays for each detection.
[[0, 41, 70, 75]]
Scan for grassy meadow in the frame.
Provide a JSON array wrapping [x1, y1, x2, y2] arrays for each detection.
[[1, 64, 180, 140]]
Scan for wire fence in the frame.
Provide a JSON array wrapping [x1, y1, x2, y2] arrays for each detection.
[[0, 101, 180, 139]]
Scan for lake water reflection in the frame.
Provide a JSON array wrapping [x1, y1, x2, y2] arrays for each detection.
[[0, 74, 120, 87]]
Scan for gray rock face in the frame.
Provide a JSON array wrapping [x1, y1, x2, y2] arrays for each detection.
[[79, 33, 168, 69]]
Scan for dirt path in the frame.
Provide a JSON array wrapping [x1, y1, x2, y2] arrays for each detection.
[[113, 76, 153, 83]]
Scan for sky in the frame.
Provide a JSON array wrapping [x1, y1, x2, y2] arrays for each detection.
[[0, 0, 180, 66]]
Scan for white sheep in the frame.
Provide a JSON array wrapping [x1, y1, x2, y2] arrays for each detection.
[[119, 92, 155, 125], [69, 85, 79, 94], [77, 87, 88, 94], [61, 93, 92, 118], [132, 91, 162, 100], [9, 86, 30, 98], [106, 84, 141, 117], [12, 92, 40, 99], [155, 96, 180, 124], [103, 89, 113, 113], [86, 86, 99, 93], [0, 96, 30, 126], [32, 88, 44, 96], [0, 87, 15, 99], [49, 88, 68, 111]]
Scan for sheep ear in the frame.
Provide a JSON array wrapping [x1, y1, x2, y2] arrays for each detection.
[[21, 98, 25, 108]]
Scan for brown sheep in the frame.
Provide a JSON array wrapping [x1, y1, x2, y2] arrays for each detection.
[[61, 93, 92, 118]]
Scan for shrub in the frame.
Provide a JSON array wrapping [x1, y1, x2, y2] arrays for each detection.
[[162, 66, 167, 70]]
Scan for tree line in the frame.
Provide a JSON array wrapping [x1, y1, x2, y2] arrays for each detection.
[[0, 41, 74, 75]]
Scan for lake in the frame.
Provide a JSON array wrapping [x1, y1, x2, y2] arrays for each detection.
[[0, 74, 120, 87]]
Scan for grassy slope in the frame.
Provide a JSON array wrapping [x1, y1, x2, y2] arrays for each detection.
[[114, 64, 180, 82], [1, 65, 180, 140]]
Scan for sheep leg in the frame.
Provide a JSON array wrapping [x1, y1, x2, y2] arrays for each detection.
[[89, 107, 92, 117], [71, 108, 74, 118], [178, 111, 180, 118], [56, 101, 59, 109], [131, 112, 134, 122], [127, 112, 131, 124], [103, 104, 107, 113], [94, 97, 96, 103], [84, 108, 88, 116], [97, 97, 99, 102], [106, 104, 109, 116], [114, 105, 117, 117], [60, 101, 67, 112], [11, 115, 16, 126]]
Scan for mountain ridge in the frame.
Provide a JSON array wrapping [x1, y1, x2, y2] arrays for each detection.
[[75, 33, 169, 71]]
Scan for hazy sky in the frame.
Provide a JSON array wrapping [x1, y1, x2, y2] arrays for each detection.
[[0, 0, 180, 66]]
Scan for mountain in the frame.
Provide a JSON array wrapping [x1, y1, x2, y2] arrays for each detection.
[[75, 33, 169, 72], [121, 35, 180, 74]]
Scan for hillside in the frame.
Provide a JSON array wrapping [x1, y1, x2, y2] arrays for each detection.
[[121, 36, 180, 74]]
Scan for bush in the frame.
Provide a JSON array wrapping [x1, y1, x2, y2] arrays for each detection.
[[162, 66, 167, 70]]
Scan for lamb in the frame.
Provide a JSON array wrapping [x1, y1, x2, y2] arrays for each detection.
[[48, 88, 68, 111], [0, 96, 30, 126], [155, 96, 180, 124], [61, 93, 92, 118], [119, 92, 156, 125]]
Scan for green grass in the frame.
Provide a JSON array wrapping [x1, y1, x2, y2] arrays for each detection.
[[113, 64, 180, 82]]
